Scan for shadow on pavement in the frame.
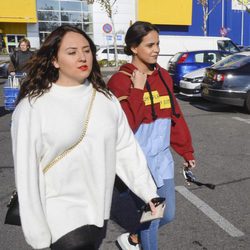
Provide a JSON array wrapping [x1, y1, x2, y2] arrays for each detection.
[[175, 94, 247, 114]]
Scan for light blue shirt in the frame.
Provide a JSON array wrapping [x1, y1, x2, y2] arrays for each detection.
[[135, 118, 174, 187]]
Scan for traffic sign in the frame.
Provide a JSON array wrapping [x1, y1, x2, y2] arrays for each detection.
[[220, 27, 228, 37], [103, 23, 112, 34], [106, 35, 112, 41], [116, 34, 122, 41]]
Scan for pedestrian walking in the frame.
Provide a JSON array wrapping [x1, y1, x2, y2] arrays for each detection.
[[8, 37, 33, 75], [11, 24, 159, 250], [108, 21, 196, 250]]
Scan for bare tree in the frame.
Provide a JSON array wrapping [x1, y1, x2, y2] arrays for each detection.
[[87, 0, 118, 66], [197, 0, 222, 36]]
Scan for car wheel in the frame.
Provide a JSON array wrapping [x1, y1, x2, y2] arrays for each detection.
[[245, 92, 250, 114]]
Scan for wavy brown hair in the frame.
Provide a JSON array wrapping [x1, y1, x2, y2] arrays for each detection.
[[16, 25, 110, 104]]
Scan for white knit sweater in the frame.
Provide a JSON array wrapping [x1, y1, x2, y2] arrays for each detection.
[[11, 81, 157, 249]]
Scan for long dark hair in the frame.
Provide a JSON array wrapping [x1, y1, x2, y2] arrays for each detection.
[[124, 21, 159, 55], [17, 25, 110, 104]]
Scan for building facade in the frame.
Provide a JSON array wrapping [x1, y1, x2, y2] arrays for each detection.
[[0, 0, 250, 53], [158, 0, 250, 47]]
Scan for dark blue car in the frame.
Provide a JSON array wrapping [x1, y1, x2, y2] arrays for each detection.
[[167, 50, 231, 88]]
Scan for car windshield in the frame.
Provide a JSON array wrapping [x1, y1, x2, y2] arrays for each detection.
[[213, 54, 247, 67], [213, 55, 250, 69], [217, 40, 240, 53]]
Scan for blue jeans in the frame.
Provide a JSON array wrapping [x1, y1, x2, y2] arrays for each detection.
[[137, 179, 176, 250]]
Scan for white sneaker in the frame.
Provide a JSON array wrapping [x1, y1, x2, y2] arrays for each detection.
[[117, 233, 140, 250]]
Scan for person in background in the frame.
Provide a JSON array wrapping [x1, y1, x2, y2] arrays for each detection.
[[11, 24, 159, 250], [108, 21, 196, 250], [8, 37, 33, 75]]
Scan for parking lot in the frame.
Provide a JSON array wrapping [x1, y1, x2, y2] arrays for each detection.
[[0, 77, 250, 249]]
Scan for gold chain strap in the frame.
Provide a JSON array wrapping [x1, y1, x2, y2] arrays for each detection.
[[43, 88, 96, 174]]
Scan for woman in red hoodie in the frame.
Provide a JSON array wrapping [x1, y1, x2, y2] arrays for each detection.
[[108, 21, 196, 250]]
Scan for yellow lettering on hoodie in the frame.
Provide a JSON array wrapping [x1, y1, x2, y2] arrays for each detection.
[[143, 91, 160, 105], [143, 91, 171, 109], [159, 96, 171, 109]]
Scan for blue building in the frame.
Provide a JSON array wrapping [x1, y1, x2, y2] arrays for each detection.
[[158, 0, 250, 46]]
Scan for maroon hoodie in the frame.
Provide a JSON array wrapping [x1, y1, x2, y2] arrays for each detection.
[[107, 63, 194, 161]]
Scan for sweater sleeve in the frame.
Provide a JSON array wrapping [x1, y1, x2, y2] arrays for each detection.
[[107, 73, 146, 132], [11, 100, 51, 249], [158, 68, 195, 161], [170, 94, 195, 161], [113, 99, 157, 203]]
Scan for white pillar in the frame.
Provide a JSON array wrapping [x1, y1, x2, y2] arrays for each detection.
[[241, 5, 244, 45], [221, 0, 224, 28]]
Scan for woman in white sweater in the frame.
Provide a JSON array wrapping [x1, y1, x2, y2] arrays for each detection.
[[11, 25, 158, 250]]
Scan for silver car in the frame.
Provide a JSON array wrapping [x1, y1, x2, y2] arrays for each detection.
[[179, 67, 206, 97]]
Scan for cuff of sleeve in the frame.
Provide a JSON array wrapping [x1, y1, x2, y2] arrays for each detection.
[[183, 152, 194, 162]]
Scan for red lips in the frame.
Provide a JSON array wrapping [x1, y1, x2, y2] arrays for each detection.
[[79, 65, 88, 71]]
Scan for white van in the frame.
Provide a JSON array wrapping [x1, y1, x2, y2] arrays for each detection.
[[158, 35, 240, 68]]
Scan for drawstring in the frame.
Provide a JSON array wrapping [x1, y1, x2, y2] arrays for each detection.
[[158, 68, 180, 118], [145, 80, 157, 121]]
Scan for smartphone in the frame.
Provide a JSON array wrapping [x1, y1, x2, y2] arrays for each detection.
[[142, 197, 166, 212]]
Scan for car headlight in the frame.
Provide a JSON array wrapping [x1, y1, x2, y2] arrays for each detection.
[[191, 77, 203, 83]]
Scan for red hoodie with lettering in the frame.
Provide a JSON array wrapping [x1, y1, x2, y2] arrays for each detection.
[[108, 63, 194, 162]]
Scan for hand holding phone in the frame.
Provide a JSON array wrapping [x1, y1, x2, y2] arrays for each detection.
[[140, 197, 166, 223]]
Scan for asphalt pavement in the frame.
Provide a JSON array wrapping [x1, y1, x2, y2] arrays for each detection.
[[0, 75, 250, 250]]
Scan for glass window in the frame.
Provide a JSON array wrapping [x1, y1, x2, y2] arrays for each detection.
[[37, 0, 59, 10], [61, 12, 82, 22], [39, 32, 50, 44], [7, 35, 16, 43], [213, 55, 250, 69], [82, 12, 92, 22], [117, 48, 125, 54], [217, 40, 240, 53], [61, 1, 81, 11], [38, 11, 60, 21], [82, 1, 89, 11], [194, 53, 204, 63], [75, 23, 83, 30], [39, 22, 60, 32], [17, 35, 25, 42], [37, 0, 93, 45], [214, 52, 230, 62], [83, 23, 93, 33]]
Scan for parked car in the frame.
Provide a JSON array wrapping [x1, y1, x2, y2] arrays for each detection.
[[158, 35, 240, 68], [237, 45, 250, 51], [167, 50, 231, 88], [179, 67, 206, 97], [201, 51, 250, 113], [96, 46, 131, 64], [0, 60, 9, 78]]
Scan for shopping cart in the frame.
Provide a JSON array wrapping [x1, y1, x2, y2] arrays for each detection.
[[3, 73, 26, 111]]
